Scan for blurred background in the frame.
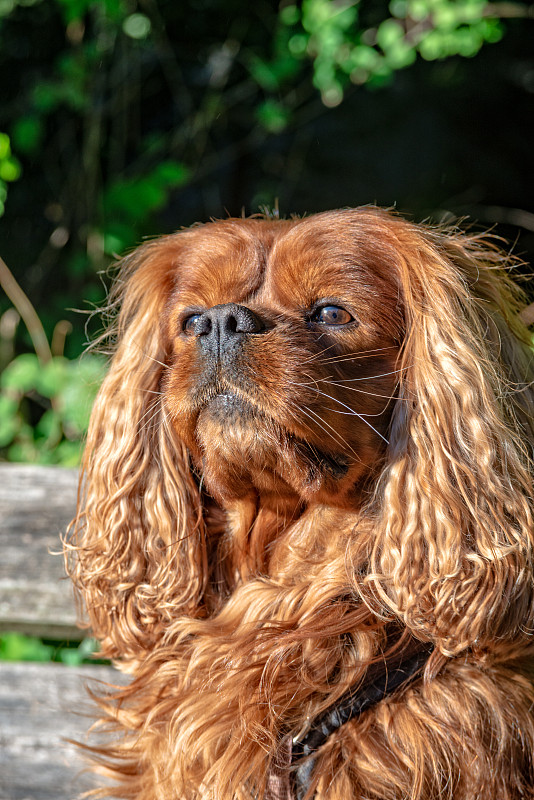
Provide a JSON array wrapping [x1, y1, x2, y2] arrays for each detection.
[[1, 0, 534, 465]]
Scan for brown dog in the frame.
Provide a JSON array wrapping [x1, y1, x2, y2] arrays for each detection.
[[68, 207, 534, 799]]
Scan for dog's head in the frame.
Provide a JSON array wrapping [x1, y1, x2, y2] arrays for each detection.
[[163, 211, 402, 510], [69, 207, 534, 661]]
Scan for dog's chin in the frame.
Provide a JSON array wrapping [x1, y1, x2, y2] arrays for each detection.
[[191, 392, 362, 509]]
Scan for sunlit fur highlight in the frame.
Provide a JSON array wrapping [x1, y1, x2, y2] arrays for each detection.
[[66, 208, 534, 799]]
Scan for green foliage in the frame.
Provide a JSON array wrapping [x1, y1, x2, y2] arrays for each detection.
[[103, 160, 190, 255], [0, 132, 20, 216], [0, 0, 512, 262], [0, 352, 106, 464], [0, 632, 102, 664], [275, 0, 504, 104]]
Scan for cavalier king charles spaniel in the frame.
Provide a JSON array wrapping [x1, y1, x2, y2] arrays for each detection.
[[67, 207, 534, 800]]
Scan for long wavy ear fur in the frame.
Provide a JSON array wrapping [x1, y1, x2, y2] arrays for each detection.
[[364, 214, 534, 656], [66, 236, 206, 662]]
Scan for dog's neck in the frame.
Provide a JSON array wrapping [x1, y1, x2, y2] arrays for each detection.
[[203, 493, 363, 597]]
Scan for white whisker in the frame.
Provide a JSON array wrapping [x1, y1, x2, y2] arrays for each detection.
[[320, 378, 400, 402], [292, 383, 389, 444], [137, 398, 161, 431], [298, 404, 361, 461], [313, 346, 399, 366], [331, 366, 409, 382]]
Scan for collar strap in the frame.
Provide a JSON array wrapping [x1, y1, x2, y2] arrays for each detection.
[[291, 641, 434, 799]]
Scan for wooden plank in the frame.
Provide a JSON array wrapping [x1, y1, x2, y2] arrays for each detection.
[[0, 661, 124, 800], [0, 464, 82, 639]]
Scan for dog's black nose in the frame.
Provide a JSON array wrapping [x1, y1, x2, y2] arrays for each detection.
[[186, 303, 266, 357]]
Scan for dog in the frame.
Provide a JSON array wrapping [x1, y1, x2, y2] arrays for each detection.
[[67, 207, 534, 799]]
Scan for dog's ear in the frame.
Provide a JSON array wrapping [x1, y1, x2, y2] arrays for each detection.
[[66, 236, 207, 661], [366, 221, 534, 656]]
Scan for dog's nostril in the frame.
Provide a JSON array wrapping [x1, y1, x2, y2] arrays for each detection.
[[226, 314, 238, 334], [227, 307, 264, 334]]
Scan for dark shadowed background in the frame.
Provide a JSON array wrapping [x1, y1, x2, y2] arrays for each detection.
[[1, 0, 533, 464]]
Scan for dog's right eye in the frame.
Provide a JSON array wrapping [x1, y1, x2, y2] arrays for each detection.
[[310, 305, 354, 326], [183, 314, 202, 335]]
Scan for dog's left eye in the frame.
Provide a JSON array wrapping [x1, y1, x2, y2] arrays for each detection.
[[310, 305, 353, 326]]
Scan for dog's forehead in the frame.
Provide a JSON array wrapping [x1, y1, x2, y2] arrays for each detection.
[[173, 214, 395, 308], [174, 219, 280, 307], [261, 216, 386, 305]]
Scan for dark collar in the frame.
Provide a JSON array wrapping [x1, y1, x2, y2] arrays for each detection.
[[290, 640, 434, 799]]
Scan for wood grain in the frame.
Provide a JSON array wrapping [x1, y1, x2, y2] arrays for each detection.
[[0, 661, 124, 800], [0, 464, 81, 639]]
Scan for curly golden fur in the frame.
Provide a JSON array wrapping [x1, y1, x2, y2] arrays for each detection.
[[67, 207, 534, 799]]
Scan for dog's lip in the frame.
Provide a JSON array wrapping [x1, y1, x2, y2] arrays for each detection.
[[197, 391, 350, 478], [197, 390, 257, 419], [205, 391, 249, 409]]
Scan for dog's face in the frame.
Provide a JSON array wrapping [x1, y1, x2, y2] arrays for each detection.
[[163, 212, 403, 509]]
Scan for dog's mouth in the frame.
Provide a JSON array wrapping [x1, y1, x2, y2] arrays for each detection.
[[197, 391, 350, 479], [203, 391, 253, 417]]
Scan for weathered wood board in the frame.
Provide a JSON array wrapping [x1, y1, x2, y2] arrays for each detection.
[[0, 464, 82, 639], [0, 661, 123, 800]]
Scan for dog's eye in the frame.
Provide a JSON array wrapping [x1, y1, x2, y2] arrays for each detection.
[[311, 305, 353, 326], [183, 314, 202, 335]]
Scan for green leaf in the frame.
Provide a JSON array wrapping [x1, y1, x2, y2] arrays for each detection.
[[408, 0, 430, 22], [122, 12, 151, 39], [35, 357, 68, 398], [103, 161, 189, 228], [477, 17, 503, 44], [248, 56, 281, 91], [280, 4, 300, 26], [0, 0, 16, 18], [256, 99, 290, 133], [11, 116, 44, 155], [101, 0, 125, 23], [33, 83, 61, 113], [288, 33, 308, 56], [57, 647, 84, 665], [433, 4, 458, 30], [0, 395, 19, 446], [153, 160, 190, 187], [58, 355, 106, 435], [7, 432, 38, 463], [0, 633, 53, 662], [54, 438, 83, 466], [57, 637, 99, 664], [0, 132, 11, 160], [35, 408, 61, 442], [376, 19, 404, 52], [384, 40, 417, 69], [350, 44, 382, 71], [103, 224, 135, 255], [1, 354, 41, 393], [418, 29, 447, 60], [0, 157, 21, 182], [389, 0, 409, 18]]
